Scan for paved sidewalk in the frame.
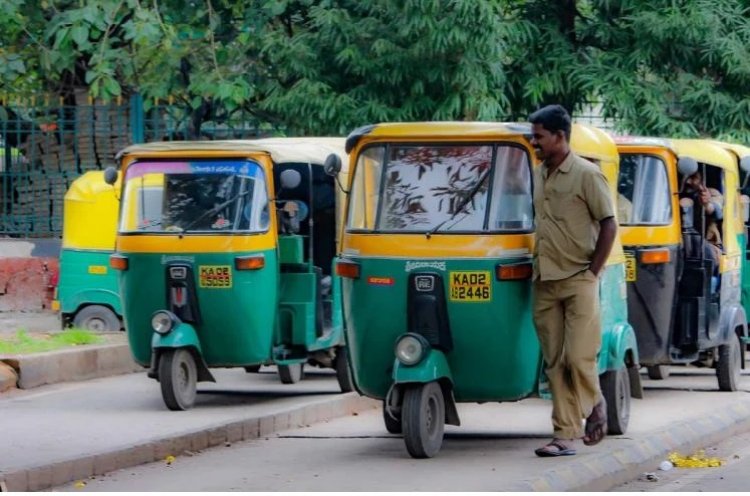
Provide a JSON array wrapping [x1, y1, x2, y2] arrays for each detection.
[[0, 367, 376, 491]]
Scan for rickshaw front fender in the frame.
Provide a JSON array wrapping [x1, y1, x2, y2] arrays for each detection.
[[150, 323, 214, 383], [391, 349, 460, 426], [602, 322, 642, 399]]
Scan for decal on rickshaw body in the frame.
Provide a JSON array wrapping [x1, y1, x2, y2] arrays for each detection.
[[367, 276, 394, 286], [624, 252, 636, 282], [415, 275, 435, 292], [449, 271, 491, 302], [405, 261, 446, 272], [199, 265, 233, 288]]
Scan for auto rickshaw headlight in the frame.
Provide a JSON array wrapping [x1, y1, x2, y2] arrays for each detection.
[[395, 333, 429, 366], [151, 310, 178, 335]]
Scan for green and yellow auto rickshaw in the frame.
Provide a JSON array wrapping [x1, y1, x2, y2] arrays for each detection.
[[615, 137, 748, 389], [52, 171, 123, 331], [328, 122, 639, 458], [105, 138, 352, 410]]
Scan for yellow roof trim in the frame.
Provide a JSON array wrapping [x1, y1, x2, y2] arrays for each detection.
[[616, 136, 736, 170]]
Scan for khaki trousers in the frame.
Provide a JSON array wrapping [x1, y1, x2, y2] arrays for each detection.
[[533, 270, 601, 439]]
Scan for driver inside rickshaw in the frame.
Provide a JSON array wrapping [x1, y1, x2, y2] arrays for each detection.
[[679, 169, 724, 281]]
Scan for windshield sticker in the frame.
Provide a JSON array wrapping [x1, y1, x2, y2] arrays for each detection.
[[405, 261, 446, 272], [127, 160, 261, 179]]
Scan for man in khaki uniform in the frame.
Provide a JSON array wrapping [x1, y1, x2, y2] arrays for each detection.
[[528, 105, 617, 457]]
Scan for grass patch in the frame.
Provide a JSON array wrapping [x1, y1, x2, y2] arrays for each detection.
[[0, 328, 103, 355]]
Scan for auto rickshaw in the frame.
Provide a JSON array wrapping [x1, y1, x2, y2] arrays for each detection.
[[712, 141, 750, 332], [328, 122, 639, 458], [105, 138, 352, 410], [52, 171, 123, 331], [615, 137, 748, 389]]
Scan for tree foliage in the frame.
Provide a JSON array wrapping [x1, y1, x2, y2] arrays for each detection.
[[2, 0, 750, 140]]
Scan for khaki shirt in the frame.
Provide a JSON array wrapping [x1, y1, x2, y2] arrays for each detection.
[[533, 152, 615, 281]]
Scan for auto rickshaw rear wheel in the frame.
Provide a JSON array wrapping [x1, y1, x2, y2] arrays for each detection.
[[646, 365, 670, 380], [159, 348, 197, 411], [716, 334, 742, 392], [402, 382, 445, 458], [600, 365, 630, 435], [73, 305, 121, 332], [278, 363, 304, 384], [382, 401, 402, 434], [334, 347, 353, 393]]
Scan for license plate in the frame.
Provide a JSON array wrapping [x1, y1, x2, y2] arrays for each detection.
[[199, 265, 233, 288], [624, 253, 636, 282], [449, 271, 491, 302]]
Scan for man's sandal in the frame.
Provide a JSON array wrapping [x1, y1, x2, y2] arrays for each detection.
[[583, 398, 608, 446], [534, 439, 577, 457]]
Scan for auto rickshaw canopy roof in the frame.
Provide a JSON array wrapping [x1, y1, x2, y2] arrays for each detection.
[[118, 137, 348, 173], [614, 136, 736, 171], [569, 123, 619, 164], [63, 170, 121, 251], [711, 140, 750, 161]]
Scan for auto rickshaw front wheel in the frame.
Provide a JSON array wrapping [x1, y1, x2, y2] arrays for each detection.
[[646, 365, 670, 380], [716, 334, 742, 392], [402, 382, 445, 458], [278, 363, 304, 384], [73, 305, 121, 332], [600, 365, 630, 436], [158, 349, 198, 411]]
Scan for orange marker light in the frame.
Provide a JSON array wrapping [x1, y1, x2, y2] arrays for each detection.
[[336, 260, 361, 279], [496, 263, 533, 281], [235, 255, 265, 270], [640, 249, 671, 264], [109, 254, 128, 271]]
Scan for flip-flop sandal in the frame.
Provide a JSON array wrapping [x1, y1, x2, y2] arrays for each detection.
[[535, 439, 577, 457], [584, 399, 608, 446]]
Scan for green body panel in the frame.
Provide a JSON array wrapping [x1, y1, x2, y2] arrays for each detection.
[[740, 232, 750, 320], [151, 322, 202, 352], [120, 249, 278, 367], [392, 349, 453, 384], [342, 257, 540, 402], [596, 263, 639, 372], [278, 235, 305, 264], [58, 249, 122, 316], [278, 272, 317, 348]]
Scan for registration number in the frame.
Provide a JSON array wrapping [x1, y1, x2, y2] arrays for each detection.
[[199, 265, 232, 288], [449, 271, 491, 302], [624, 253, 636, 282]]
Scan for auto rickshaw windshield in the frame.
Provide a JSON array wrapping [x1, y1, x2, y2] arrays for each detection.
[[119, 159, 269, 233], [617, 154, 672, 226], [347, 143, 533, 233]]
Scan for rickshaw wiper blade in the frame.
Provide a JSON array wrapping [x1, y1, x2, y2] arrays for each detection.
[[425, 169, 491, 239], [179, 190, 249, 234]]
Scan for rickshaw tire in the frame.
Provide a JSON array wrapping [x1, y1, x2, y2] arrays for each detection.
[[159, 348, 197, 411], [402, 382, 445, 459], [334, 347, 354, 393], [646, 365, 670, 380], [382, 401, 402, 434], [73, 305, 121, 332], [600, 365, 630, 436], [716, 334, 741, 392], [244, 365, 261, 373], [278, 363, 303, 384]]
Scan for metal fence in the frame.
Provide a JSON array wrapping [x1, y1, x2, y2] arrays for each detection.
[[0, 94, 277, 237]]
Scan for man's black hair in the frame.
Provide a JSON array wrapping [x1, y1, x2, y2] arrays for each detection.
[[529, 104, 572, 141]]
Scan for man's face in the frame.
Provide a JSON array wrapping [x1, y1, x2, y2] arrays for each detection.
[[686, 172, 703, 190], [530, 123, 565, 161]]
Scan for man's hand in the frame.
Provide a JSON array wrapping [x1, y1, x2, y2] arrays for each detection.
[[699, 184, 711, 206]]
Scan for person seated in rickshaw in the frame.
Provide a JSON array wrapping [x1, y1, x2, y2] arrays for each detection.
[[680, 170, 723, 289]]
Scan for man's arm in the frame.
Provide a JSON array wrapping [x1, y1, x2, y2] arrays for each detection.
[[589, 217, 617, 276]]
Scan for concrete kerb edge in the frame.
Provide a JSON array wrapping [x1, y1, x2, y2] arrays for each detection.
[[0, 343, 142, 390], [0, 393, 379, 492], [507, 395, 750, 492]]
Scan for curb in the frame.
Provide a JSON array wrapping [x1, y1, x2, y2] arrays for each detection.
[[508, 395, 750, 491], [0, 393, 379, 491], [0, 344, 141, 390]]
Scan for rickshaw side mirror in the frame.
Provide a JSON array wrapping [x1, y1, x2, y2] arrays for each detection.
[[104, 166, 118, 186], [324, 154, 342, 177], [279, 169, 302, 190], [740, 157, 750, 174], [677, 157, 699, 177]]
